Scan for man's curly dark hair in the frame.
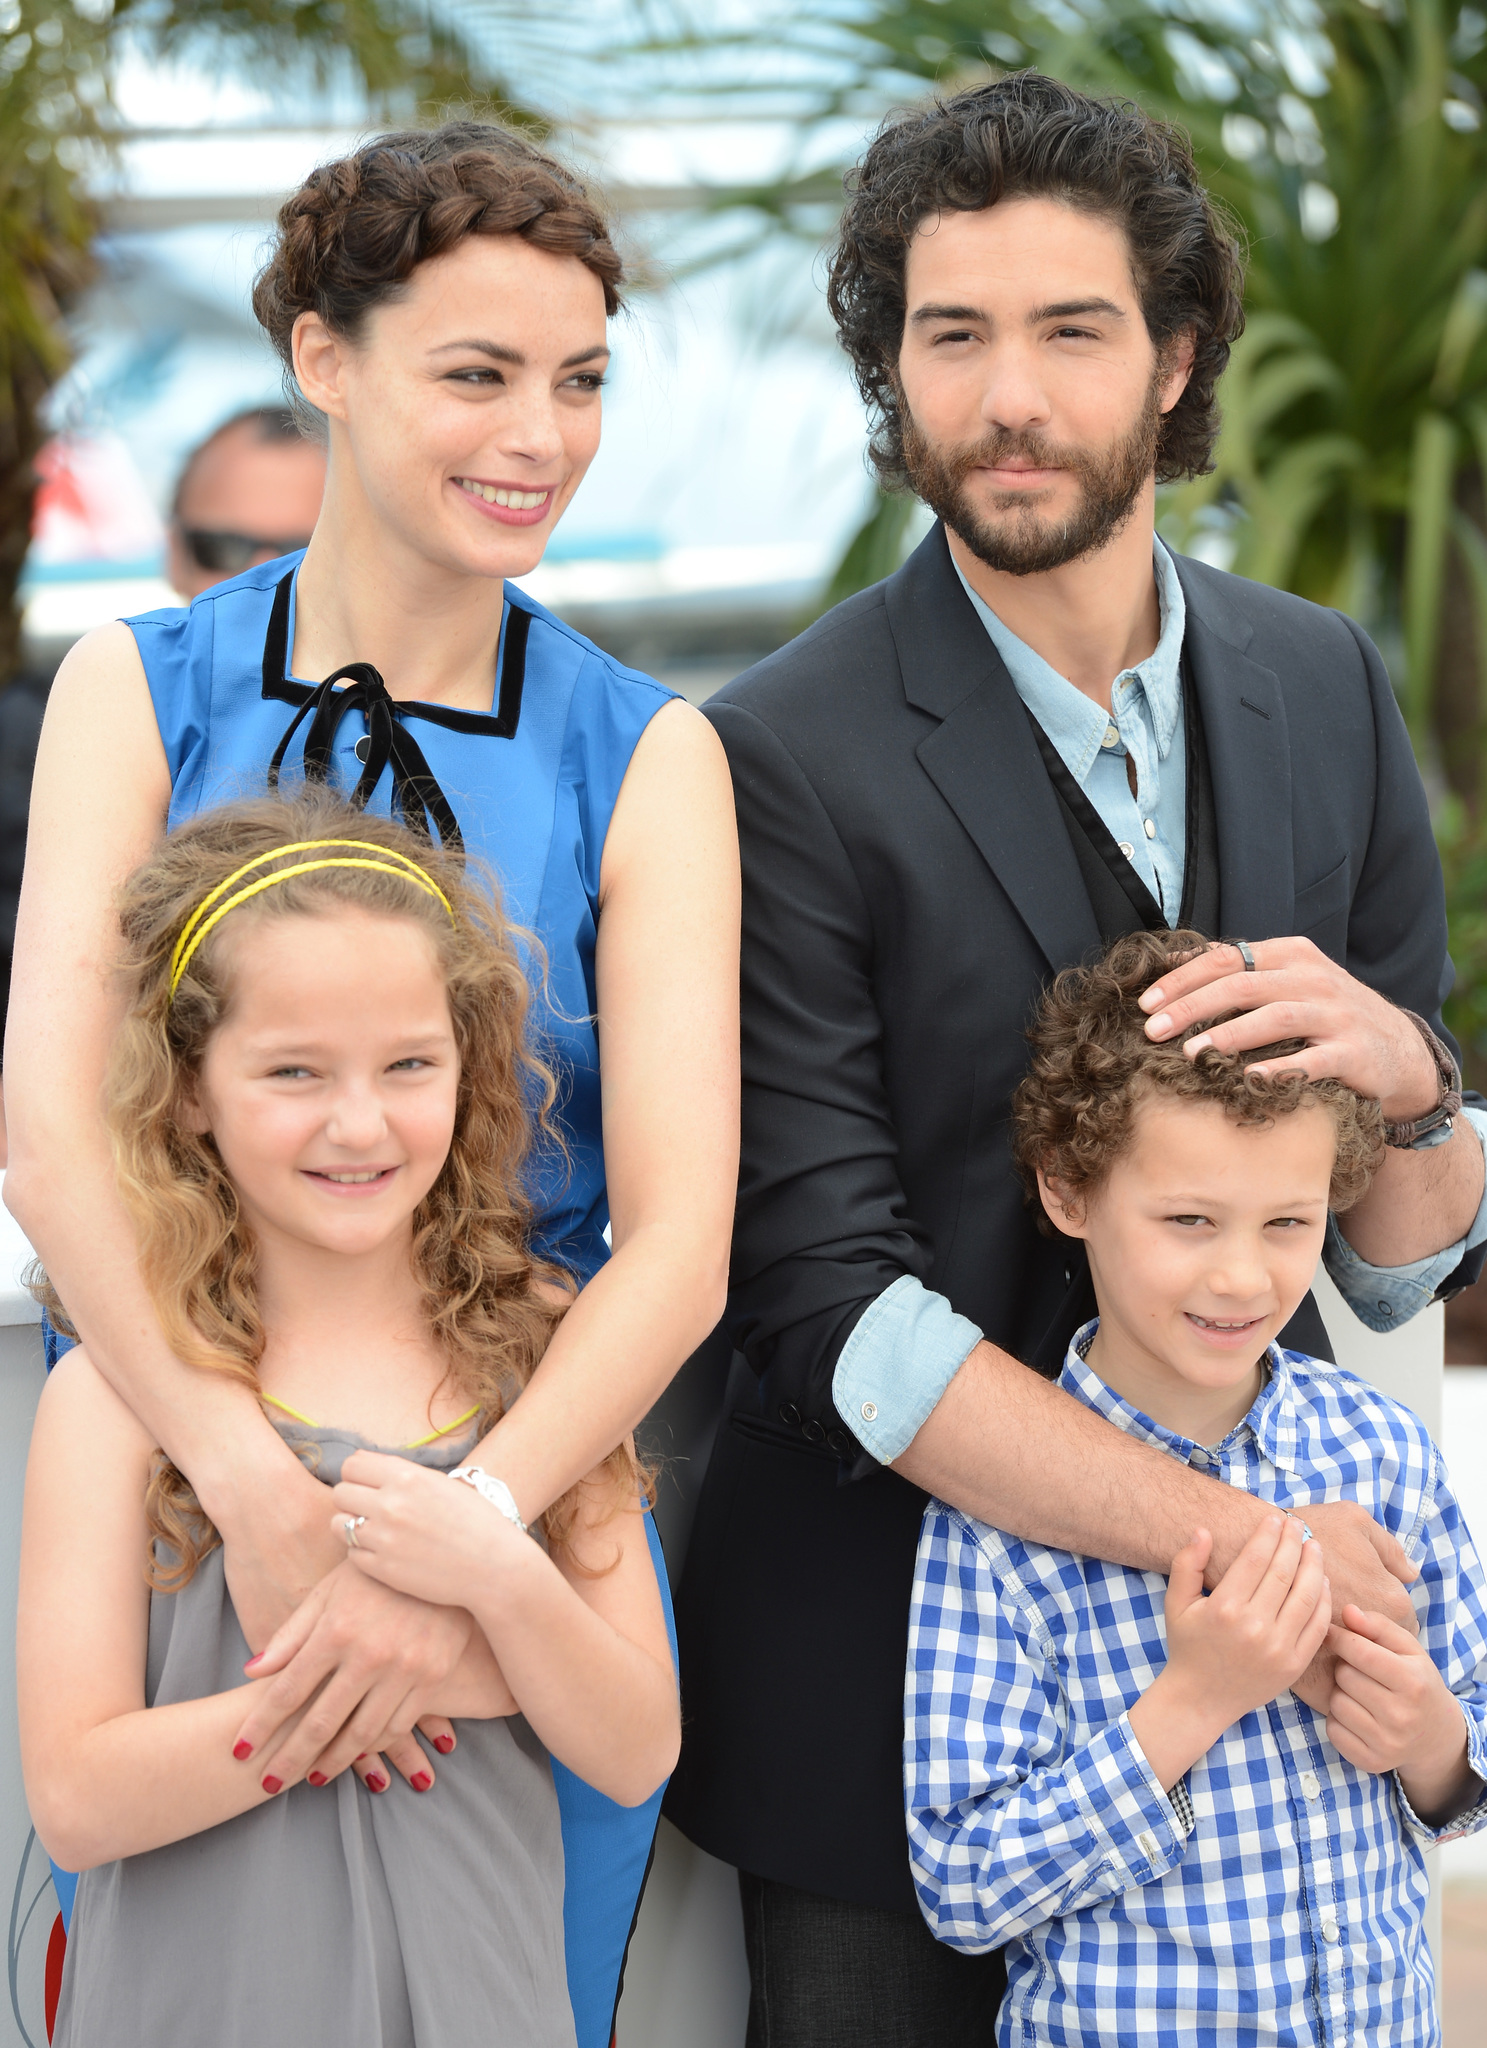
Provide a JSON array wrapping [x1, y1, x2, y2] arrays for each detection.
[[1012, 929, 1385, 1231], [827, 72, 1247, 490]]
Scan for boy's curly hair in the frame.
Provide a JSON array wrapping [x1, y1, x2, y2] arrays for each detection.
[[1012, 929, 1385, 1228]]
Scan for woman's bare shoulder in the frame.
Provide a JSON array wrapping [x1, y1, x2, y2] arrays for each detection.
[[45, 620, 154, 723], [26, 621, 170, 862], [601, 696, 737, 899]]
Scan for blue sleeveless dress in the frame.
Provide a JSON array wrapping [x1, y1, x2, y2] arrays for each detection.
[[52, 551, 679, 2048]]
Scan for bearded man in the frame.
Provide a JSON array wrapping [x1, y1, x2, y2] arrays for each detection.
[[665, 73, 1487, 2048]]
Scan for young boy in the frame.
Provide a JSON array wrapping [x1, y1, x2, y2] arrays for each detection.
[[905, 928, 1487, 2045]]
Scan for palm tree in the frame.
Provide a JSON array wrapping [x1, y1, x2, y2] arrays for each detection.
[[0, 0, 537, 688]]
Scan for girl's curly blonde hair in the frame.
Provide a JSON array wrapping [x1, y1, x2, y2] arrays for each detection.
[[44, 788, 646, 1586], [1011, 927, 1386, 1224]]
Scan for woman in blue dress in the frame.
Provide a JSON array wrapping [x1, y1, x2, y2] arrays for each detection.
[[5, 123, 739, 2048]]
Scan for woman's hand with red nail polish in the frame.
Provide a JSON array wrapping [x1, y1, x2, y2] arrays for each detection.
[[418, 1714, 457, 1760], [410, 1770, 433, 1791]]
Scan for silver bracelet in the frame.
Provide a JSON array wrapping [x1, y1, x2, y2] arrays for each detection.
[[448, 1465, 528, 1534]]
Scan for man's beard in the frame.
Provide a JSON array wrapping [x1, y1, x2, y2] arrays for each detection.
[[898, 371, 1165, 577]]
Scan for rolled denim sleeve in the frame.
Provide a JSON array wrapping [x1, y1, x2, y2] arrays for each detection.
[[1324, 1108, 1487, 1332], [832, 1275, 983, 1464]]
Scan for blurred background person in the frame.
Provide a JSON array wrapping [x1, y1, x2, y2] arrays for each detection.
[[0, 408, 326, 1077], [0, 397, 316, 1186], [165, 406, 326, 600]]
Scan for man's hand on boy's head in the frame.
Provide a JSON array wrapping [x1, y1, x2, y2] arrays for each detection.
[[1137, 937, 1442, 1124], [1326, 1604, 1477, 1825]]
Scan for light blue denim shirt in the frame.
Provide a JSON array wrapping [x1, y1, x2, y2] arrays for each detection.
[[834, 544, 1487, 1465], [953, 542, 1187, 918]]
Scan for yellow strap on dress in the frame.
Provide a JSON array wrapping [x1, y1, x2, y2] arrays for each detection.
[[259, 1389, 480, 1449]]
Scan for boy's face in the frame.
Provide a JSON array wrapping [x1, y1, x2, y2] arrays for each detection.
[[1039, 1092, 1336, 1440]]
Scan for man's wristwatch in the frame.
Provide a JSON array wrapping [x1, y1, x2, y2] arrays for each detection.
[[1383, 1011, 1463, 1150]]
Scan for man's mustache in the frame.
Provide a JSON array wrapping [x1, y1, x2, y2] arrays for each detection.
[[937, 431, 1084, 482]]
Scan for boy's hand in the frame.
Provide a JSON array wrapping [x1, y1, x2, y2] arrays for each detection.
[[1166, 1517, 1331, 1719], [1130, 1517, 1331, 1792], [1327, 1604, 1478, 1824]]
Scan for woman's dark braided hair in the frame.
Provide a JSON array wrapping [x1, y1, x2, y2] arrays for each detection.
[[252, 121, 623, 406]]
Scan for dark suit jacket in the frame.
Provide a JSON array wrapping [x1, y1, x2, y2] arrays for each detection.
[[664, 525, 1482, 1911]]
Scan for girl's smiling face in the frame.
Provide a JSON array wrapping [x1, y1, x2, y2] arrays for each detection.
[[1039, 1092, 1337, 1443], [188, 908, 460, 1262]]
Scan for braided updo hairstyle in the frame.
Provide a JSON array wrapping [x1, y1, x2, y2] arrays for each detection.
[[252, 122, 623, 426]]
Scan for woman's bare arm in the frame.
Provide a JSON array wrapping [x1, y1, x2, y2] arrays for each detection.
[[490, 697, 740, 1506]]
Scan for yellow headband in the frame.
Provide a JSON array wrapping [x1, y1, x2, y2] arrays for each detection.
[[168, 838, 457, 1001]]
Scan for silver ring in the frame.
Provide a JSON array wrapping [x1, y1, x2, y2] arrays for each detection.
[[1235, 940, 1258, 972], [343, 1515, 367, 1550]]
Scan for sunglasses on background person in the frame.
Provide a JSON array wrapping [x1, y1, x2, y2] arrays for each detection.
[[179, 528, 315, 576]]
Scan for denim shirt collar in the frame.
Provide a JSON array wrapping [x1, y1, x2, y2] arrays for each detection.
[[951, 538, 1186, 787], [1060, 1318, 1307, 1478]]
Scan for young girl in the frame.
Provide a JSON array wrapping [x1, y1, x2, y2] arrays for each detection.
[[17, 790, 680, 2048]]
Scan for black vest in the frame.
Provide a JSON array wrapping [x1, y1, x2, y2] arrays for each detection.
[[1022, 667, 1333, 1370], [1024, 656, 1220, 947]]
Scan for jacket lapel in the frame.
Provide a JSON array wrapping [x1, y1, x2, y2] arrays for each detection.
[[1173, 556, 1296, 941], [887, 528, 1102, 973]]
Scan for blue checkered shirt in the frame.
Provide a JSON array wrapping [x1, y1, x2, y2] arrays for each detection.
[[905, 1328, 1487, 2045]]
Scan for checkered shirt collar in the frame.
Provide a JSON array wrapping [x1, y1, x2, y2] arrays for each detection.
[[1061, 1319, 1308, 1477]]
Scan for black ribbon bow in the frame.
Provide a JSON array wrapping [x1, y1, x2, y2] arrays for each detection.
[[267, 662, 463, 849]]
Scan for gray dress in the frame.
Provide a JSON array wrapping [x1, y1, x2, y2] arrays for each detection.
[[54, 1423, 577, 2048]]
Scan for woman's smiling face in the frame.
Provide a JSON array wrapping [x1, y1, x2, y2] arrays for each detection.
[[293, 232, 610, 582]]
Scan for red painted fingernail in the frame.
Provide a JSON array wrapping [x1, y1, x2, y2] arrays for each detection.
[[354, 1753, 368, 1763], [307, 1771, 328, 1787], [243, 1654, 263, 1670], [367, 1772, 389, 1792], [433, 1734, 455, 1755], [411, 1770, 433, 1791], [261, 1775, 283, 1795], [232, 1740, 253, 1761]]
